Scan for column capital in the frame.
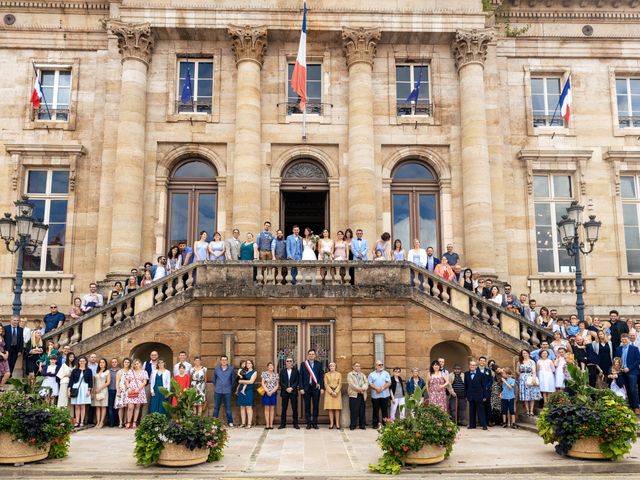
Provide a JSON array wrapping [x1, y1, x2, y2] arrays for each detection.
[[342, 27, 381, 68], [102, 19, 154, 66], [451, 28, 494, 72], [228, 24, 268, 68]]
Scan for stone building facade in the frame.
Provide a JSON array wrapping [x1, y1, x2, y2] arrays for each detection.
[[1, 0, 640, 322]]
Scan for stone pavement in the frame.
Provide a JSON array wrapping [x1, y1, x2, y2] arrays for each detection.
[[2, 426, 640, 478]]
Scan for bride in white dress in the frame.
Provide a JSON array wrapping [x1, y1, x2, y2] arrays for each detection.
[[302, 228, 317, 261]]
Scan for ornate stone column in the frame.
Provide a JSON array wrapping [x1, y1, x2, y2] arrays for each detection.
[[228, 25, 267, 234], [342, 27, 380, 239], [104, 20, 154, 274], [452, 29, 495, 275]]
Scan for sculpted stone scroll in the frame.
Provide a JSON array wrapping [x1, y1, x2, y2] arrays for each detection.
[[342, 27, 381, 68], [228, 25, 268, 67], [451, 28, 494, 72], [102, 19, 154, 66]]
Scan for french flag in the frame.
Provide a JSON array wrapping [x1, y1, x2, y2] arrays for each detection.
[[291, 1, 307, 111], [30, 66, 43, 108], [559, 76, 572, 123]]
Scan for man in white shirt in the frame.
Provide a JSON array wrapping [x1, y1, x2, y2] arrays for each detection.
[[173, 351, 193, 376], [81, 283, 104, 313], [630, 330, 640, 349], [152, 256, 168, 281]]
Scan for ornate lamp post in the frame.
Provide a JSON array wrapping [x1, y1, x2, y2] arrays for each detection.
[[556, 201, 602, 323], [0, 195, 49, 316]]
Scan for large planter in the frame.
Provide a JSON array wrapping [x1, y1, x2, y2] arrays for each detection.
[[405, 443, 446, 465], [567, 437, 606, 460], [157, 442, 210, 467], [0, 432, 50, 464]]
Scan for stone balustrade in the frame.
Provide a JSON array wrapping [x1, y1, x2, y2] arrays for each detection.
[[44, 261, 552, 350]]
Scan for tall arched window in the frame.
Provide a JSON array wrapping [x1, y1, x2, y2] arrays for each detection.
[[391, 161, 440, 253], [167, 159, 217, 246]]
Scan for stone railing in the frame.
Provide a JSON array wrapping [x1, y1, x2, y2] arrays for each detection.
[[529, 275, 591, 295], [43, 261, 552, 350], [43, 264, 198, 348], [625, 277, 640, 295], [0, 273, 74, 313]]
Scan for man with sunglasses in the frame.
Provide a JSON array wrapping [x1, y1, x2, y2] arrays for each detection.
[[43, 304, 65, 333], [278, 357, 300, 429]]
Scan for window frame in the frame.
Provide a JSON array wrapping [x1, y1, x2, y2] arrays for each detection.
[[23, 169, 70, 272], [523, 66, 573, 137], [26, 60, 79, 131], [175, 58, 214, 115], [34, 68, 71, 122], [286, 62, 323, 116], [395, 63, 432, 117], [621, 174, 640, 273], [615, 77, 640, 129]]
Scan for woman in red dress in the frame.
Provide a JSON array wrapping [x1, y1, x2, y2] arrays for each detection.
[[172, 363, 191, 406], [427, 360, 450, 413]]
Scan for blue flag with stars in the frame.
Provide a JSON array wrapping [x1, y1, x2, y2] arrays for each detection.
[[406, 66, 423, 103], [180, 68, 193, 103]]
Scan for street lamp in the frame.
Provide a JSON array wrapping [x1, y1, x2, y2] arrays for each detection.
[[556, 201, 601, 323], [0, 195, 49, 316]]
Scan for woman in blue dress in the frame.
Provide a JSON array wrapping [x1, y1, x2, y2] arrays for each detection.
[[517, 349, 541, 416], [194, 230, 209, 262], [392, 239, 405, 261], [237, 359, 257, 428], [150, 359, 170, 415], [208, 232, 226, 261]]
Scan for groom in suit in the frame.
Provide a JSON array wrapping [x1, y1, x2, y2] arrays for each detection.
[[464, 360, 489, 430], [286, 225, 303, 284], [278, 356, 300, 429], [299, 349, 325, 429]]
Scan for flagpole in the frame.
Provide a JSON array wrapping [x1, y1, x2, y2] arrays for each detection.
[[32, 63, 52, 120], [302, 107, 307, 140]]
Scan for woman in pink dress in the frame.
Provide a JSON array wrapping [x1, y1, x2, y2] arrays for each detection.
[[427, 360, 449, 412], [124, 359, 149, 429]]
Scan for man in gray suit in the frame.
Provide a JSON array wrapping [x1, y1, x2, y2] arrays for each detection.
[[225, 228, 241, 260]]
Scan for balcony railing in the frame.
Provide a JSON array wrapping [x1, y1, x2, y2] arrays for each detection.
[[279, 101, 331, 116], [175, 99, 212, 114], [618, 116, 640, 128], [396, 100, 433, 117], [533, 114, 565, 127], [43, 261, 552, 352], [33, 107, 69, 121]]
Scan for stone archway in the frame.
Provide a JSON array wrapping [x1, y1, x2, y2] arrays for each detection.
[[130, 342, 174, 366], [430, 341, 472, 371]]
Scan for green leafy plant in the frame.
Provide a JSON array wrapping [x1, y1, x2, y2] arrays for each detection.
[[134, 384, 228, 466], [537, 363, 637, 461], [369, 386, 458, 474], [0, 380, 74, 459]]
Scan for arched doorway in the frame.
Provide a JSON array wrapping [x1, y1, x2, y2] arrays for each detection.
[[391, 160, 440, 253], [130, 342, 174, 366], [430, 341, 471, 371], [166, 158, 218, 247], [280, 159, 329, 235]]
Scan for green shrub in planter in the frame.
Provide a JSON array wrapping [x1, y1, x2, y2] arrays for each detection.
[[537, 363, 637, 461]]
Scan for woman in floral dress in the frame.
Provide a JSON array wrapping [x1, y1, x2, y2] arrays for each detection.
[[426, 360, 449, 412], [517, 350, 541, 416], [114, 357, 131, 428], [191, 357, 207, 416], [260, 362, 279, 429], [125, 359, 148, 429]]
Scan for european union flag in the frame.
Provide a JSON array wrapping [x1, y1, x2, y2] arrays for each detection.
[[406, 66, 423, 103], [180, 68, 193, 103]]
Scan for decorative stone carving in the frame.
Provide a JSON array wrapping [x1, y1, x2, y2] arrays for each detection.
[[451, 28, 494, 72], [342, 27, 381, 68], [103, 20, 154, 66], [283, 161, 326, 179], [228, 25, 268, 67]]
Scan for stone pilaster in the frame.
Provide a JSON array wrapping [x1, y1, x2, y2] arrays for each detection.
[[104, 20, 154, 274], [343, 27, 380, 238], [228, 25, 267, 234], [452, 29, 495, 275]]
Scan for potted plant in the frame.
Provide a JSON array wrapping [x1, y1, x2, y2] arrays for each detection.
[[369, 386, 458, 474], [0, 377, 74, 464], [134, 379, 228, 467], [537, 363, 637, 461]]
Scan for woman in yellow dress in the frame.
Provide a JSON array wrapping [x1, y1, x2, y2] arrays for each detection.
[[323, 362, 342, 429]]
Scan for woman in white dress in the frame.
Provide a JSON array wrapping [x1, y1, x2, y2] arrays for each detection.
[[92, 358, 111, 428], [554, 347, 568, 391], [302, 227, 317, 260], [70, 356, 93, 427], [114, 357, 131, 428], [536, 350, 556, 404], [41, 354, 60, 403], [57, 352, 75, 409]]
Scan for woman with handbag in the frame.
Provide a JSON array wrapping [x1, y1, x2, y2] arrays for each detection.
[[69, 356, 93, 427], [517, 350, 541, 416], [92, 358, 111, 428], [125, 359, 149, 429]]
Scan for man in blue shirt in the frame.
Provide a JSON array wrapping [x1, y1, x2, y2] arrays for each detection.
[[367, 360, 391, 428], [442, 244, 459, 266], [178, 240, 194, 266], [286, 225, 303, 283], [350, 229, 369, 261], [43, 304, 65, 333], [212, 355, 235, 427], [256, 221, 274, 261]]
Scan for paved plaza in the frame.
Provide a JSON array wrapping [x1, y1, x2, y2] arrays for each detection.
[[2, 426, 640, 478]]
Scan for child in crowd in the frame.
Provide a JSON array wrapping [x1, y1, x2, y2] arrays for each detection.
[[500, 368, 516, 429], [236, 360, 247, 395], [373, 250, 384, 261], [566, 316, 580, 338], [608, 357, 627, 400]]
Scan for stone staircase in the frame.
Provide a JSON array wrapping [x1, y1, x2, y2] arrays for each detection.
[[43, 261, 553, 356]]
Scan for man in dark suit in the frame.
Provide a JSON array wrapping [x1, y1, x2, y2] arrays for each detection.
[[278, 356, 300, 429], [609, 309, 629, 352], [425, 246, 440, 272], [477, 356, 493, 425], [299, 349, 324, 429], [464, 360, 488, 430], [616, 333, 640, 414], [3, 316, 24, 376]]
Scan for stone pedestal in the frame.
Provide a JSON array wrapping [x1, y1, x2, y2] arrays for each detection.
[[343, 27, 380, 239], [104, 20, 154, 274], [452, 29, 495, 275], [228, 25, 267, 235]]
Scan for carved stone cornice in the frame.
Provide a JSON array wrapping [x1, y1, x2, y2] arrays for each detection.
[[342, 27, 381, 68], [227, 25, 268, 68], [451, 28, 494, 72], [102, 19, 154, 66]]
